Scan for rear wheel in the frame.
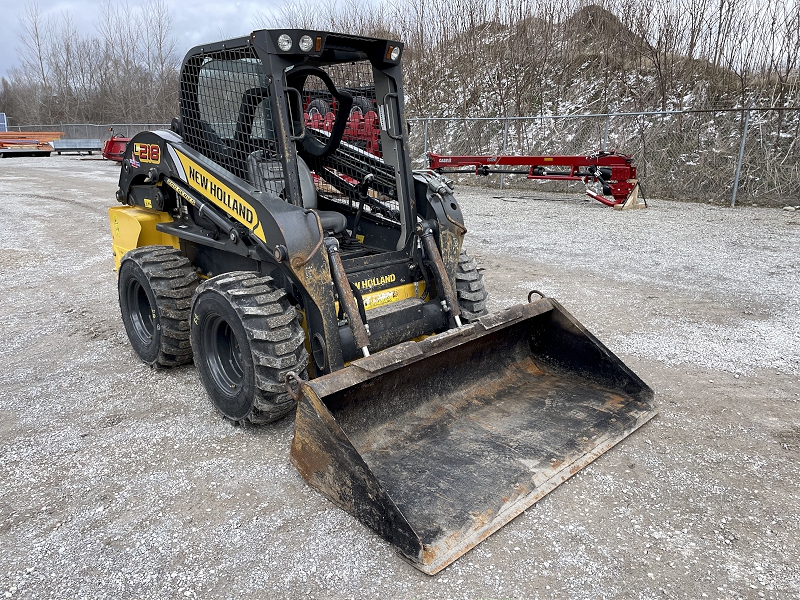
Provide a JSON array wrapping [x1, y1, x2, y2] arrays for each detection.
[[456, 250, 489, 322], [190, 272, 309, 424], [118, 246, 198, 367], [350, 96, 372, 116]]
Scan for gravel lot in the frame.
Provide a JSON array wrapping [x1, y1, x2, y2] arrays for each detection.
[[1, 155, 799, 599]]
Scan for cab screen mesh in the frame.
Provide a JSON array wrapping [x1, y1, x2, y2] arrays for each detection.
[[180, 47, 279, 192], [301, 61, 400, 225]]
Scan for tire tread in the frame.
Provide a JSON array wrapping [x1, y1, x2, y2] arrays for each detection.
[[193, 272, 308, 423], [455, 250, 489, 323], [120, 246, 198, 368]]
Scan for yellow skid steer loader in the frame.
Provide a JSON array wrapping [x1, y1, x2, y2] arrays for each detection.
[[108, 29, 655, 574]]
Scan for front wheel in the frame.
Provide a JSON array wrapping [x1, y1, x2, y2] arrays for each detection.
[[190, 272, 309, 424]]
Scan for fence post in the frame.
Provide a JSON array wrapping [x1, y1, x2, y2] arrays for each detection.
[[423, 119, 429, 161], [499, 117, 509, 190], [602, 114, 610, 151], [731, 106, 752, 207]]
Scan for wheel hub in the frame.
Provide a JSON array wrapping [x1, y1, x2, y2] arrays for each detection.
[[126, 279, 155, 344], [203, 314, 244, 396]]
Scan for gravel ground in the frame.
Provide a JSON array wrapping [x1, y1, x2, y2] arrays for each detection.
[[1, 155, 799, 599]]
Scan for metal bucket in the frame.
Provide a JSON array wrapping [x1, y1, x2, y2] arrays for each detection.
[[289, 297, 656, 574]]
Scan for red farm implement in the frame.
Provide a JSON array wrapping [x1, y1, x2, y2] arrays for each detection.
[[303, 102, 383, 191], [102, 129, 131, 162], [428, 151, 646, 209], [304, 106, 381, 157]]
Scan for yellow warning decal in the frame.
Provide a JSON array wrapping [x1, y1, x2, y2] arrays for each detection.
[[165, 178, 196, 206], [361, 282, 425, 310], [362, 288, 399, 309], [175, 150, 265, 241]]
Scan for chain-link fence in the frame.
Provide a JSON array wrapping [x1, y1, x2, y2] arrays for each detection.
[[8, 123, 171, 141], [409, 109, 800, 205], [12, 110, 799, 205]]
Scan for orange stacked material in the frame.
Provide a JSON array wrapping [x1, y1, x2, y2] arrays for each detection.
[[0, 131, 64, 157]]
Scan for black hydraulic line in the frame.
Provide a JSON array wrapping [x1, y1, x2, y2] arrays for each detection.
[[348, 280, 368, 325], [419, 263, 433, 301]]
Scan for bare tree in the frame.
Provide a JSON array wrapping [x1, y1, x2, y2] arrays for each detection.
[[2, 0, 797, 129]]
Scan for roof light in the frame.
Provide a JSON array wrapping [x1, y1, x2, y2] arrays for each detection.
[[277, 34, 293, 51], [299, 35, 314, 52]]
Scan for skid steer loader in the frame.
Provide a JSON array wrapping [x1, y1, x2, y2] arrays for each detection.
[[108, 29, 656, 574]]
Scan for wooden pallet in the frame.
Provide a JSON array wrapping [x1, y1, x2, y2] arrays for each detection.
[[0, 131, 64, 155]]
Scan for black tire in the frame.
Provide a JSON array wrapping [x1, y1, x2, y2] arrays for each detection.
[[456, 250, 489, 322], [350, 96, 373, 116], [308, 98, 330, 116], [190, 272, 309, 424], [118, 246, 199, 367]]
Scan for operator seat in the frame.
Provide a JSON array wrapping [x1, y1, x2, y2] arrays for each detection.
[[247, 152, 348, 234]]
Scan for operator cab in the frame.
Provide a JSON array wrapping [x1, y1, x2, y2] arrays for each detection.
[[179, 32, 413, 259]]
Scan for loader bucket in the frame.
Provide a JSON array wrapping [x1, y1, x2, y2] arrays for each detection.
[[289, 297, 655, 575]]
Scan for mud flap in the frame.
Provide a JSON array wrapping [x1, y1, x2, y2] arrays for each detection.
[[290, 297, 656, 574]]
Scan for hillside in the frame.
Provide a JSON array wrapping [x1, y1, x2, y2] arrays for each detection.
[[2, 0, 797, 202]]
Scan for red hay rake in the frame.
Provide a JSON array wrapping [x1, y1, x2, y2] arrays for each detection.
[[428, 151, 646, 209]]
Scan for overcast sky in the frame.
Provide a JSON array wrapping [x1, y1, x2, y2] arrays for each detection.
[[0, 0, 281, 79]]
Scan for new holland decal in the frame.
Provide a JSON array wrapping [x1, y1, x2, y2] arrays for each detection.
[[354, 274, 396, 292], [175, 150, 266, 241]]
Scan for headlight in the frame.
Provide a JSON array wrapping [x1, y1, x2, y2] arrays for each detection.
[[277, 34, 293, 51], [390, 46, 401, 61], [299, 35, 314, 52]]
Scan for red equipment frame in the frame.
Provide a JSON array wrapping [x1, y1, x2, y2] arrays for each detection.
[[305, 109, 381, 157], [102, 133, 130, 162], [304, 109, 383, 188], [428, 151, 638, 207]]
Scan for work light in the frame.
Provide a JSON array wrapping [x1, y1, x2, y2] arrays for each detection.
[[278, 34, 293, 51]]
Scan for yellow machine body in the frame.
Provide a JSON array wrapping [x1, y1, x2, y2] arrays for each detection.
[[108, 206, 180, 270]]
